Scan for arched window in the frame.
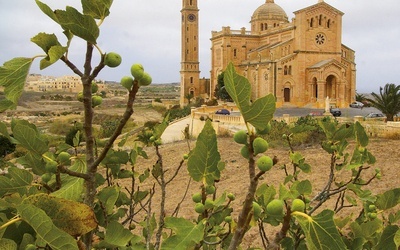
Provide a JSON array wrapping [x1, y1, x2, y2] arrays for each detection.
[[327, 19, 331, 28], [310, 18, 314, 27], [319, 15, 322, 26], [190, 0, 193, 5], [288, 66, 292, 75], [288, 45, 291, 53], [284, 65, 288, 75], [190, 77, 193, 84], [265, 23, 268, 30], [233, 49, 237, 58], [261, 23, 264, 31]]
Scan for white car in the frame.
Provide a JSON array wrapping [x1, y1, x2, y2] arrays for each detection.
[[349, 101, 364, 108]]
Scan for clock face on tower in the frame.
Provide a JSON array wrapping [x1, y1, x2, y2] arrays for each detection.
[[187, 14, 196, 22]]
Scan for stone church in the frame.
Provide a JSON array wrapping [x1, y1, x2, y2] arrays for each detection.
[[181, 0, 356, 108]]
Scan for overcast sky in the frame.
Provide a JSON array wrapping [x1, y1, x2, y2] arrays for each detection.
[[0, 0, 399, 93]]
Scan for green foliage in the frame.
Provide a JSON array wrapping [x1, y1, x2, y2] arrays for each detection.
[[165, 105, 191, 122], [0, 135, 15, 157], [367, 83, 400, 121], [0, 1, 399, 249], [214, 71, 232, 102]]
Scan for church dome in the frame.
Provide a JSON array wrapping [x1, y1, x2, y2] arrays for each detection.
[[251, 0, 288, 23]]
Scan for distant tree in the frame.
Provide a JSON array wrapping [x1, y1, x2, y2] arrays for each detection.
[[214, 72, 232, 102], [185, 93, 194, 104], [355, 92, 366, 102], [367, 83, 400, 121], [0, 135, 15, 157]]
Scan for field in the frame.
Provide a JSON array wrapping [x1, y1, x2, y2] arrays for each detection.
[[128, 136, 400, 248]]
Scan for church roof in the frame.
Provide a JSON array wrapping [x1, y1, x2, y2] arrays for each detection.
[[294, 1, 344, 16], [251, 0, 288, 23]]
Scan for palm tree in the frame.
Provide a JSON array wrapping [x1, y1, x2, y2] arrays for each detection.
[[185, 93, 194, 104], [367, 83, 400, 121]]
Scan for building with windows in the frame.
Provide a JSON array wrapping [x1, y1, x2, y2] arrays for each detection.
[[181, 0, 356, 108], [210, 0, 356, 108]]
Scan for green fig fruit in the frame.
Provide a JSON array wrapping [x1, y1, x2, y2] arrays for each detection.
[[104, 52, 122, 68], [204, 199, 214, 209], [57, 152, 71, 165], [192, 192, 202, 203], [253, 201, 262, 218], [92, 95, 103, 107], [253, 137, 269, 155], [45, 159, 58, 173], [131, 63, 144, 80], [256, 123, 272, 135], [256, 155, 273, 172], [266, 199, 284, 216], [240, 145, 250, 159], [77, 92, 84, 102], [41, 173, 52, 183], [224, 216, 232, 223], [195, 203, 205, 214], [227, 193, 235, 201], [138, 72, 152, 86], [91, 82, 98, 93], [120, 76, 134, 90], [233, 130, 248, 144], [291, 199, 305, 212], [205, 185, 216, 195]]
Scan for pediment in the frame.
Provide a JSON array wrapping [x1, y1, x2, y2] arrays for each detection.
[[308, 59, 345, 72]]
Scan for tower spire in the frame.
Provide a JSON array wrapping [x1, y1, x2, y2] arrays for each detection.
[[266, 0, 274, 3]]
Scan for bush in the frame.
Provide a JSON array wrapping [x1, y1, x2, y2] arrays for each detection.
[[0, 135, 15, 157]]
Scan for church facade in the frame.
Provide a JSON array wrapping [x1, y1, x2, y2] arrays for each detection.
[[181, 0, 356, 108]]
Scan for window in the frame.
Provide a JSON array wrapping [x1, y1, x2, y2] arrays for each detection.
[[233, 49, 237, 57], [261, 23, 264, 31], [288, 66, 292, 75], [319, 15, 322, 26], [310, 18, 314, 28], [190, 77, 193, 84], [327, 19, 331, 28], [284, 65, 288, 75]]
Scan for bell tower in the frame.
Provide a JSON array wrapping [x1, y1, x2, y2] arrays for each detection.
[[180, 0, 200, 107]]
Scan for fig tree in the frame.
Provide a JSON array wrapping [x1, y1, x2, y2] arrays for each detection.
[[195, 203, 205, 214], [92, 95, 103, 107], [104, 52, 122, 68], [291, 199, 305, 212], [368, 204, 376, 212], [138, 72, 152, 86], [266, 199, 284, 216], [227, 193, 235, 201], [368, 212, 377, 219], [233, 130, 247, 144], [256, 155, 273, 172], [253, 137, 269, 155], [131, 63, 144, 80], [120, 76, 134, 90], [192, 192, 202, 203]]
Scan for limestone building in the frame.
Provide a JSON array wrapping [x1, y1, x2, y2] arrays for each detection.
[[210, 0, 356, 108]]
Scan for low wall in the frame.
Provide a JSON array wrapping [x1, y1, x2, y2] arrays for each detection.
[[190, 106, 400, 139]]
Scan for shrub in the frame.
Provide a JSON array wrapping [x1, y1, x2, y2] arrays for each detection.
[[0, 135, 15, 157]]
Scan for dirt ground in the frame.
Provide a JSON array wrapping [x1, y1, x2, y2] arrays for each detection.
[[124, 136, 400, 248]]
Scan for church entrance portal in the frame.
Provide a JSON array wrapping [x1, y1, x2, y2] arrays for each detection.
[[326, 75, 337, 99], [284, 88, 291, 102]]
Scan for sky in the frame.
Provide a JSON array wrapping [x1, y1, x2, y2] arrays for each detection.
[[0, 0, 399, 93]]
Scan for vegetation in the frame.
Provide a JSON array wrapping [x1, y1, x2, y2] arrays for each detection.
[[367, 83, 400, 121], [0, 1, 399, 250], [0, 135, 15, 157], [214, 71, 232, 102]]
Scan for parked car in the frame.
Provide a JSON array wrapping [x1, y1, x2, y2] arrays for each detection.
[[215, 109, 230, 115], [349, 101, 364, 108], [330, 108, 341, 117], [365, 113, 385, 119]]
